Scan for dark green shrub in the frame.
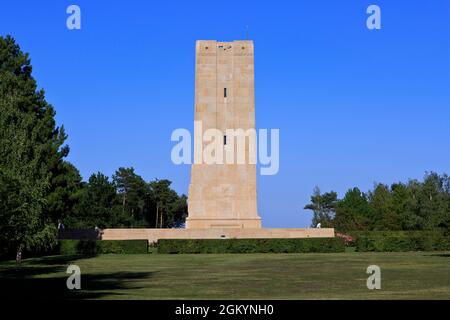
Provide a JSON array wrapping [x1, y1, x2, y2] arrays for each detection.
[[58, 240, 148, 255], [353, 231, 450, 252], [157, 238, 345, 254]]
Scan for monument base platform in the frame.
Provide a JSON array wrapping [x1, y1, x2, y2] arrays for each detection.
[[101, 228, 335, 244], [186, 218, 262, 229]]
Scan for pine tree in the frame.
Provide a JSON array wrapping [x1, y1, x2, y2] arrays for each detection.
[[0, 35, 69, 260]]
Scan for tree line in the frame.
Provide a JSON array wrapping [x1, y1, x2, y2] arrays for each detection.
[[304, 172, 450, 233], [0, 35, 186, 259], [61, 167, 187, 230]]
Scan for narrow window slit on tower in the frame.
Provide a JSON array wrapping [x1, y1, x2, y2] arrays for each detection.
[[224, 88, 227, 98], [224, 135, 227, 145]]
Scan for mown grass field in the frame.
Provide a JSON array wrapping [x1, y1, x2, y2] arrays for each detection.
[[1, 252, 449, 299]]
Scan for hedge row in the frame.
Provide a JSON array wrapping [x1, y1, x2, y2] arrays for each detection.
[[58, 240, 148, 255], [353, 231, 450, 252], [47, 232, 450, 255], [157, 238, 345, 254], [348, 230, 446, 239]]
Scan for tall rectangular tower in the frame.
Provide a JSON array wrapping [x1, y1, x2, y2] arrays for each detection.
[[186, 40, 262, 229]]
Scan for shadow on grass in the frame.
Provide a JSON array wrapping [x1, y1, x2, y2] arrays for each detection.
[[31, 254, 89, 265], [427, 253, 450, 258], [0, 255, 154, 299]]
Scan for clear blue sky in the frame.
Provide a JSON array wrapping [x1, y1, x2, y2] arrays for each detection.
[[1, 1, 449, 227]]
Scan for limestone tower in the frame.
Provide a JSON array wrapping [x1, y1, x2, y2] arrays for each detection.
[[186, 40, 261, 229]]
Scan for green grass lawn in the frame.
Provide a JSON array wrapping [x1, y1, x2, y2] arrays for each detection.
[[1, 252, 449, 299]]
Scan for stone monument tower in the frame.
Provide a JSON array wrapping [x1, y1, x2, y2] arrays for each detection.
[[186, 40, 262, 229], [101, 40, 334, 241]]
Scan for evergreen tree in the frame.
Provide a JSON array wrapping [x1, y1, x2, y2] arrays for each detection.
[[334, 188, 372, 231], [149, 179, 180, 228], [46, 161, 83, 224], [369, 183, 396, 230], [113, 167, 150, 226], [0, 35, 68, 259], [304, 186, 338, 227], [305, 173, 449, 233], [68, 172, 130, 229], [419, 172, 449, 230]]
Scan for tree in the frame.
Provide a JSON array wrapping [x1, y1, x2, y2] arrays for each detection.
[[149, 179, 183, 228], [304, 186, 338, 227], [392, 181, 421, 230], [63, 169, 188, 229], [368, 183, 396, 230], [306, 172, 449, 233], [0, 35, 67, 260], [45, 161, 83, 224], [419, 172, 449, 231], [113, 167, 150, 226], [172, 194, 188, 228], [334, 188, 372, 232], [442, 174, 450, 234], [68, 172, 130, 228]]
